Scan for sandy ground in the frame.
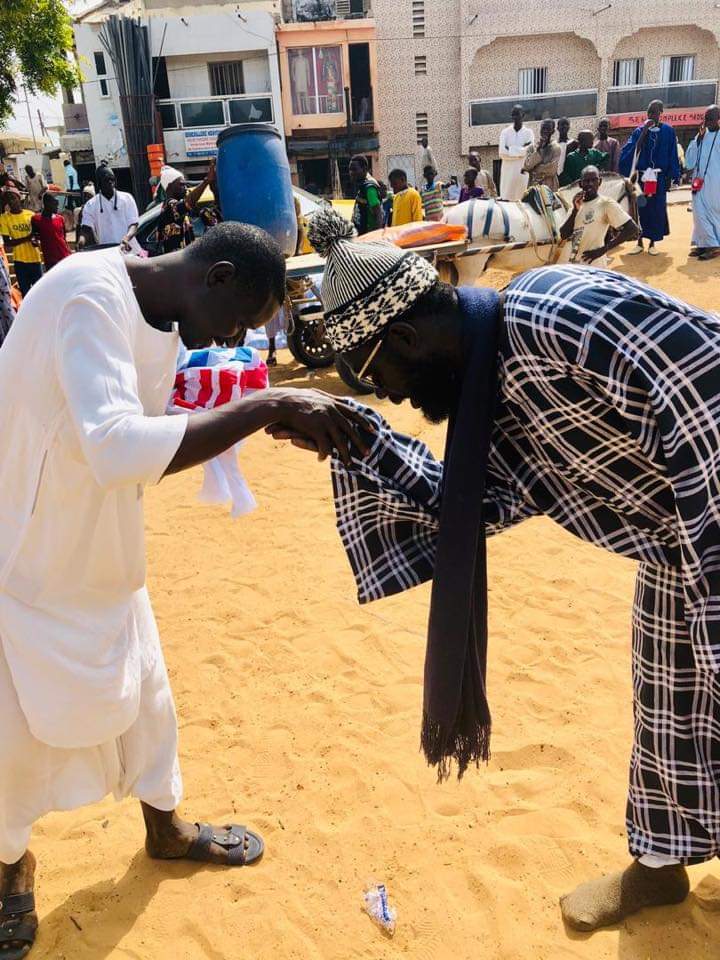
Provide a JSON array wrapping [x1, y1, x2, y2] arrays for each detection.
[[30, 207, 720, 960]]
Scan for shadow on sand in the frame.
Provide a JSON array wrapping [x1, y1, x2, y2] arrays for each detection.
[[35, 848, 244, 959], [615, 250, 673, 280]]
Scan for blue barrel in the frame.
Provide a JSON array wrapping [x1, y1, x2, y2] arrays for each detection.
[[216, 123, 296, 256]]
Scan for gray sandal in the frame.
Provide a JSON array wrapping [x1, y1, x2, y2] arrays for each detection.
[[186, 823, 264, 866]]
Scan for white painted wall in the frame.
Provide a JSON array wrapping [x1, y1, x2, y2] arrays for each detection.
[[149, 10, 273, 57], [75, 21, 130, 167], [166, 51, 272, 99], [150, 10, 283, 133]]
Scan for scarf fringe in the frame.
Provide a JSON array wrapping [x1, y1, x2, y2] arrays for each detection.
[[421, 712, 491, 782]]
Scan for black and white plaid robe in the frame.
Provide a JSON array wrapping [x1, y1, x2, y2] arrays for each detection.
[[332, 264, 720, 864]]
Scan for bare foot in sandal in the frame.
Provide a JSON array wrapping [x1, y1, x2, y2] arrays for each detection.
[[0, 851, 38, 958], [141, 803, 264, 866]]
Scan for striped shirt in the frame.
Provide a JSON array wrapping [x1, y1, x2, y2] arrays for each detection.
[[420, 182, 444, 220]]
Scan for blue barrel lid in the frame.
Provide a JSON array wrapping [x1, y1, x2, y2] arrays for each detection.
[[216, 123, 282, 146]]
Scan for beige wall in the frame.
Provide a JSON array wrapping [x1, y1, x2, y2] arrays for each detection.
[[611, 26, 720, 84], [468, 34, 600, 101], [373, 0, 464, 183]]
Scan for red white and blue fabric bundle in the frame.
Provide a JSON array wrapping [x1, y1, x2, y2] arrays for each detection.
[[169, 346, 268, 517]]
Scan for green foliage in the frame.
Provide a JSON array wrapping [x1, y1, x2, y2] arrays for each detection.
[[0, 0, 80, 126]]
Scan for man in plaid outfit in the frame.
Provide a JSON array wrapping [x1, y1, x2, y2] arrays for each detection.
[[291, 208, 720, 931]]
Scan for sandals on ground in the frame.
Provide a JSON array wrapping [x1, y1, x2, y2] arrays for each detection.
[[186, 823, 264, 866]]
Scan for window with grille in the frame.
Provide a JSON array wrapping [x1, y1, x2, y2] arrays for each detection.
[[416, 111, 428, 142], [660, 55, 695, 84], [414, 54, 427, 76], [94, 51, 109, 98], [518, 67, 547, 96], [412, 0, 425, 38], [209, 61, 246, 97], [612, 57, 644, 86]]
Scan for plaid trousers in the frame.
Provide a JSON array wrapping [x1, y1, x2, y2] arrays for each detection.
[[630, 563, 720, 862], [333, 265, 720, 863]]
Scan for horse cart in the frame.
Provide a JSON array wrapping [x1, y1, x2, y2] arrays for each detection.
[[284, 174, 637, 391]]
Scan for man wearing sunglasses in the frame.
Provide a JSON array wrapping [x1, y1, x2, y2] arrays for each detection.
[[279, 206, 720, 935]]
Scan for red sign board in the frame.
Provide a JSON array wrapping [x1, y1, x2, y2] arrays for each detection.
[[609, 108, 706, 129]]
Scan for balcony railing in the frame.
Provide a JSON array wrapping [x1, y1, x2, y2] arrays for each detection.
[[293, 93, 345, 117], [158, 93, 274, 131], [606, 79, 718, 115], [470, 89, 598, 126]]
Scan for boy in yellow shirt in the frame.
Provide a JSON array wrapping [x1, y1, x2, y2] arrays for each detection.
[[0, 189, 43, 295], [388, 169, 423, 227]]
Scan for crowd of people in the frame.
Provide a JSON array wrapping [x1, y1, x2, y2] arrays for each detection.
[[1, 98, 718, 353], [348, 99, 719, 267], [0, 156, 229, 348]]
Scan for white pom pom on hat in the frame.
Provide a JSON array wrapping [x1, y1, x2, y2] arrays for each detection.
[[307, 206, 438, 354], [307, 206, 356, 257]]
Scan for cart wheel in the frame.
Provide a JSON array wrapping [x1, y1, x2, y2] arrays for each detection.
[[335, 355, 374, 395], [286, 308, 335, 368]]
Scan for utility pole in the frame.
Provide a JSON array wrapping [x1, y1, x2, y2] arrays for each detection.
[[21, 84, 39, 152]]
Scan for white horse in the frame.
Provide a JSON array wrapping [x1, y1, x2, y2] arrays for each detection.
[[443, 174, 636, 285]]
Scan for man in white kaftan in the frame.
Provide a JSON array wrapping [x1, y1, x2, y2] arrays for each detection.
[[499, 104, 535, 200], [0, 224, 366, 957]]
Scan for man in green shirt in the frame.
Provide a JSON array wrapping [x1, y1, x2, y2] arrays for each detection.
[[559, 130, 608, 187], [349, 154, 382, 234]]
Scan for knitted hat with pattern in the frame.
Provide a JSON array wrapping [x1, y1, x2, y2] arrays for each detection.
[[307, 207, 438, 353]]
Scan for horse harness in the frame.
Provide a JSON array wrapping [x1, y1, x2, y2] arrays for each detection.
[[464, 193, 565, 265]]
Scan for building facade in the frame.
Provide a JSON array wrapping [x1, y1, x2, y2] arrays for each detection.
[[74, 0, 284, 185], [372, 0, 720, 185], [277, 6, 378, 195]]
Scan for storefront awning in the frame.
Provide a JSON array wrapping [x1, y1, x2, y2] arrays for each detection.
[[287, 135, 379, 156], [60, 132, 93, 152], [0, 133, 49, 154]]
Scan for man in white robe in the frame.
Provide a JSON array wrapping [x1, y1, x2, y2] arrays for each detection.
[[0, 222, 366, 956], [685, 104, 720, 260], [498, 104, 535, 200]]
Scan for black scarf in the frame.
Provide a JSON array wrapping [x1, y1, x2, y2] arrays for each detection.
[[421, 286, 501, 780]]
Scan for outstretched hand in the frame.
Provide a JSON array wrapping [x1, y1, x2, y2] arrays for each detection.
[[265, 390, 372, 466]]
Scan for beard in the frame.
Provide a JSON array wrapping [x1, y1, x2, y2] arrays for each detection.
[[407, 356, 462, 424]]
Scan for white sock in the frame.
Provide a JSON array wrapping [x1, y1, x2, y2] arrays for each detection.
[[638, 852, 681, 869]]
